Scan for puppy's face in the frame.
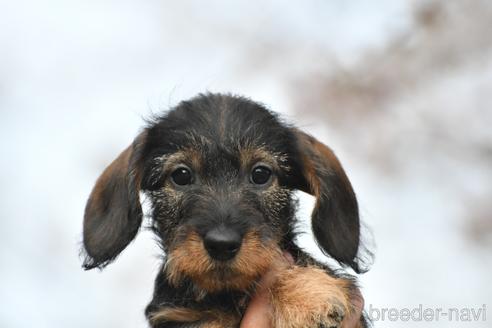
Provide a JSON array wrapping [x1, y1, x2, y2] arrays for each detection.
[[82, 93, 364, 292], [139, 98, 300, 291], [149, 150, 290, 291]]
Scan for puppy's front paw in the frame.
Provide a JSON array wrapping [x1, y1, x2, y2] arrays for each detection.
[[269, 266, 352, 328]]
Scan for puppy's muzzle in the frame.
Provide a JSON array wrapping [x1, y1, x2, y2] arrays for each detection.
[[203, 227, 242, 261]]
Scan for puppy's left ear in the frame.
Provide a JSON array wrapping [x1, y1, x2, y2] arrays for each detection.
[[291, 130, 363, 273], [82, 131, 146, 270]]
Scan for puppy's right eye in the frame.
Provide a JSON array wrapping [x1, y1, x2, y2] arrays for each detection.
[[171, 167, 192, 186]]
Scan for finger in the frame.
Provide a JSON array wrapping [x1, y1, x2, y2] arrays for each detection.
[[240, 251, 294, 328], [282, 251, 294, 265], [341, 289, 364, 328], [239, 287, 272, 328]]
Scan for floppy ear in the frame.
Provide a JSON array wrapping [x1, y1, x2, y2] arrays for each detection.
[[292, 130, 362, 273], [82, 132, 146, 270]]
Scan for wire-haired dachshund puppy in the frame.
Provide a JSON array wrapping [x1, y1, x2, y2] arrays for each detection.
[[82, 93, 370, 328]]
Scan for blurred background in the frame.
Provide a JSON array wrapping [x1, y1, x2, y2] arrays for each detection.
[[1, 0, 491, 327]]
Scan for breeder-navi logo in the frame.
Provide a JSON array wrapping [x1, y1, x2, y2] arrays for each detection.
[[368, 304, 487, 322]]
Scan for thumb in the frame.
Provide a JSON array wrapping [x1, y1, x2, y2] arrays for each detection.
[[240, 252, 294, 328]]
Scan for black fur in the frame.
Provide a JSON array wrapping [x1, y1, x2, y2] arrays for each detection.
[[82, 93, 371, 328], [82, 133, 146, 269]]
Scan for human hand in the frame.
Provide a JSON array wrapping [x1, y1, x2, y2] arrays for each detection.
[[240, 253, 364, 328]]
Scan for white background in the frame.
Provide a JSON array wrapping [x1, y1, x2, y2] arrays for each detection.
[[1, 1, 490, 327]]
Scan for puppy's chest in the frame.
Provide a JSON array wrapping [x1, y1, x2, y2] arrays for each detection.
[[197, 288, 250, 315], [148, 282, 249, 327]]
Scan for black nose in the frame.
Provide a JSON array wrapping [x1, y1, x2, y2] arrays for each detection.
[[203, 228, 242, 261]]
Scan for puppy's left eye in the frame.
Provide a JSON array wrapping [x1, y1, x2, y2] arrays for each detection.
[[251, 166, 272, 185], [171, 167, 192, 186]]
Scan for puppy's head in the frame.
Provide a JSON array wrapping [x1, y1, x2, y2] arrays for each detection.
[[82, 93, 365, 292]]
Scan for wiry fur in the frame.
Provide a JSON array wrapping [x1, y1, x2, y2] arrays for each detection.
[[166, 230, 281, 292], [81, 93, 372, 327], [270, 266, 353, 328]]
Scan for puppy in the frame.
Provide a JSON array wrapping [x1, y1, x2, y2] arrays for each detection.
[[82, 93, 370, 328]]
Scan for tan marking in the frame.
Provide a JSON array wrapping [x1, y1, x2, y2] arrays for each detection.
[[311, 135, 353, 193], [202, 315, 239, 328], [89, 144, 133, 210], [149, 307, 203, 324], [149, 307, 240, 327], [295, 129, 354, 209], [239, 147, 288, 172], [166, 230, 282, 293], [84, 132, 146, 251], [270, 266, 353, 328], [301, 151, 321, 197], [162, 148, 202, 174]]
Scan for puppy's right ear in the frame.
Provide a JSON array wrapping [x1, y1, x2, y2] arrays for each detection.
[[82, 131, 146, 270]]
